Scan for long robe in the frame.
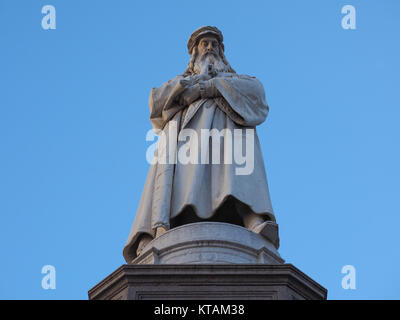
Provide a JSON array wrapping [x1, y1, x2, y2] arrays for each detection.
[[123, 72, 275, 263]]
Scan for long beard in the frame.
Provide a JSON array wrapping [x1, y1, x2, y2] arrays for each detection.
[[193, 53, 230, 75]]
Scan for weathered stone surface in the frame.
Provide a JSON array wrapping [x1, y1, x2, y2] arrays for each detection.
[[90, 26, 328, 301], [88, 264, 327, 300], [123, 26, 278, 263], [130, 222, 283, 265]]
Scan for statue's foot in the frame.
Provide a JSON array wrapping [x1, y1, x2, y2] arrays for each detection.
[[241, 210, 280, 250], [135, 227, 167, 257], [136, 234, 153, 256], [252, 221, 280, 249], [155, 226, 167, 238]]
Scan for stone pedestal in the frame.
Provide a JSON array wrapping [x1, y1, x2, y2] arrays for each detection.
[[88, 264, 327, 300], [132, 222, 283, 265], [89, 222, 327, 300]]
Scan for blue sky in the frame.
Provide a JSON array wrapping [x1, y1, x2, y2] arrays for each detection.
[[1, 0, 399, 299]]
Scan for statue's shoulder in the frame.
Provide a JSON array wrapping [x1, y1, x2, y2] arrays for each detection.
[[151, 75, 184, 91], [166, 75, 185, 83], [217, 72, 257, 80], [237, 74, 258, 80], [221, 73, 265, 92]]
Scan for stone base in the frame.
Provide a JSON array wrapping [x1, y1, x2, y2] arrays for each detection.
[[89, 222, 327, 300], [131, 222, 283, 265], [88, 264, 327, 300]]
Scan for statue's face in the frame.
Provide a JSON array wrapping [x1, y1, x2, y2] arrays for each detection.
[[192, 34, 228, 75], [197, 36, 220, 58]]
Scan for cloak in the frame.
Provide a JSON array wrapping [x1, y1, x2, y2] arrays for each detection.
[[123, 72, 275, 263]]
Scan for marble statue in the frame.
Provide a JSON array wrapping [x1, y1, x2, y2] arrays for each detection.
[[123, 26, 279, 263]]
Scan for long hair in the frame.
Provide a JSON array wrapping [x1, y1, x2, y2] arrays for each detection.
[[182, 45, 236, 77]]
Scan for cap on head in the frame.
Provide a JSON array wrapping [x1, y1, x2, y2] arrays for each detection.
[[187, 26, 224, 55]]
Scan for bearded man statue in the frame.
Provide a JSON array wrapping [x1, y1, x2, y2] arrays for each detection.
[[123, 26, 279, 263]]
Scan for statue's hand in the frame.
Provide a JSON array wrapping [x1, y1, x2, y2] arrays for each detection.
[[179, 84, 201, 106]]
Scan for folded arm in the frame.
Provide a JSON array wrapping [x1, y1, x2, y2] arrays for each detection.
[[180, 73, 269, 127], [149, 76, 187, 131], [149, 74, 217, 131], [210, 74, 269, 127], [149, 73, 269, 130]]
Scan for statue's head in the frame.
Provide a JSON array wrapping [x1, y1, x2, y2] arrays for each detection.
[[183, 26, 235, 76]]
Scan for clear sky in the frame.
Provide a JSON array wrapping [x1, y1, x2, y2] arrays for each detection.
[[1, 0, 399, 300]]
